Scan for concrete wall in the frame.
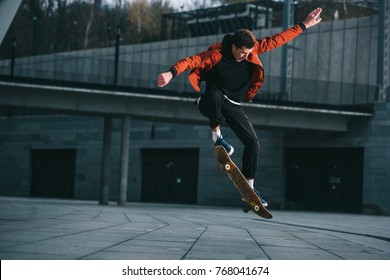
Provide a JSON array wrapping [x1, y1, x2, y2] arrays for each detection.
[[0, 115, 105, 198], [284, 102, 390, 214], [0, 114, 285, 207], [1, 101, 389, 214]]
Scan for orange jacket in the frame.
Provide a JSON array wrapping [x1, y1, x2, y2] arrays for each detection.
[[170, 24, 304, 102]]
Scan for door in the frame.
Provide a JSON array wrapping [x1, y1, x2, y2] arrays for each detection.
[[31, 149, 76, 198], [326, 164, 343, 212], [286, 148, 363, 213], [141, 148, 199, 204]]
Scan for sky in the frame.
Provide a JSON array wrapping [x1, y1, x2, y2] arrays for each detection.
[[102, 0, 221, 11]]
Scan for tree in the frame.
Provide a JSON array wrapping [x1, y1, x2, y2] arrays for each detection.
[[124, 0, 173, 44]]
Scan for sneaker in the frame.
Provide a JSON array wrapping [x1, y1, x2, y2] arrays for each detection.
[[254, 189, 268, 207], [215, 135, 234, 156], [241, 188, 268, 207]]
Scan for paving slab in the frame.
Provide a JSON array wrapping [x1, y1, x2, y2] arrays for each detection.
[[0, 196, 389, 260]]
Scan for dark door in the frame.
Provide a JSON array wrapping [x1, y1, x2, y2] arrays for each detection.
[[326, 165, 343, 211], [141, 148, 199, 204], [31, 149, 76, 198], [286, 148, 363, 213]]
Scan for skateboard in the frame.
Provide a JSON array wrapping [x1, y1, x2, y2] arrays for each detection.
[[215, 145, 273, 219]]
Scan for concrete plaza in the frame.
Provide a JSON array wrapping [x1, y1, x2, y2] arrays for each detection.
[[0, 196, 389, 260]]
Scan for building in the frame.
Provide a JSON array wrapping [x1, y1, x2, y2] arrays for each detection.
[[0, 1, 389, 215]]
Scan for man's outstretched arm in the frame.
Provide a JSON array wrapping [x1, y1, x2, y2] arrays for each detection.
[[256, 7, 322, 54], [157, 49, 210, 88]]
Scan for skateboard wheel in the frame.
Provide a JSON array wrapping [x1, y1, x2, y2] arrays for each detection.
[[214, 164, 223, 173], [243, 207, 249, 213], [225, 164, 231, 170], [254, 205, 260, 211]]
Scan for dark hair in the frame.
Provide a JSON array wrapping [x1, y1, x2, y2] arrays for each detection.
[[232, 29, 256, 49]]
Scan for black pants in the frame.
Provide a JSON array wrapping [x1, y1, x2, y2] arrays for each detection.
[[197, 87, 260, 179]]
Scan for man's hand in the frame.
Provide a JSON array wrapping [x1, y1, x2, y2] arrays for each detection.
[[303, 7, 322, 29], [157, 71, 173, 87]]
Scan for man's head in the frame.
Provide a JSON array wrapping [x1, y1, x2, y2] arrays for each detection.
[[231, 29, 256, 62]]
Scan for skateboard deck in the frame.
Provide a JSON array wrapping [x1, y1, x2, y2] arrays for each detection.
[[215, 145, 273, 219]]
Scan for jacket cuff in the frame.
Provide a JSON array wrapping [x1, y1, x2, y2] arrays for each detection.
[[299, 22, 307, 32], [168, 68, 177, 78]]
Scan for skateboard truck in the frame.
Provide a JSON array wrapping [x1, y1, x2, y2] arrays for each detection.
[[251, 201, 260, 212]]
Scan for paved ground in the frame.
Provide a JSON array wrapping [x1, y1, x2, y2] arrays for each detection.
[[0, 196, 389, 260]]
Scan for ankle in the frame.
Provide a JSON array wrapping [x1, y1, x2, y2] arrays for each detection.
[[247, 178, 254, 188], [212, 129, 221, 143]]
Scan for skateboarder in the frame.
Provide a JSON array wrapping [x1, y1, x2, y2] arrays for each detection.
[[157, 8, 323, 206]]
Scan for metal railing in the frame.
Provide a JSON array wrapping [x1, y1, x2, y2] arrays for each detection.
[[0, 53, 381, 106]]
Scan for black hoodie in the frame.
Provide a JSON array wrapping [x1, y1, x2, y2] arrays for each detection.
[[204, 34, 254, 102]]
